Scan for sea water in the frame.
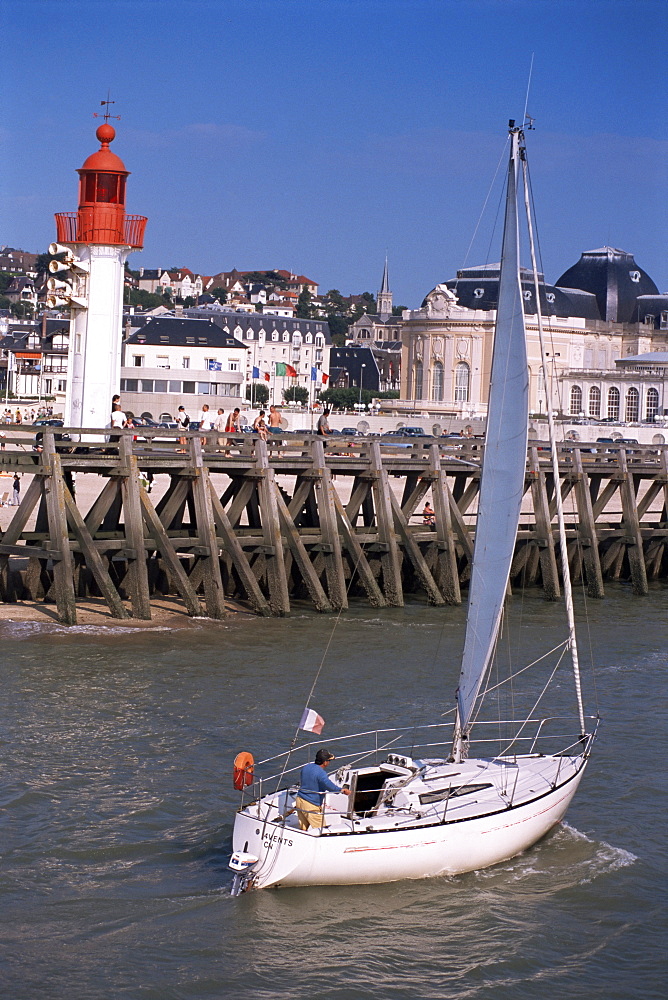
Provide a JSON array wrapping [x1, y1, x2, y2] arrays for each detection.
[[0, 585, 665, 999]]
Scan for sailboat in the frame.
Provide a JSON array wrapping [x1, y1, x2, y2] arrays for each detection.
[[228, 120, 598, 893]]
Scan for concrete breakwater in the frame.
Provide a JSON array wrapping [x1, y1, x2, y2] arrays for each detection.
[[0, 427, 666, 624]]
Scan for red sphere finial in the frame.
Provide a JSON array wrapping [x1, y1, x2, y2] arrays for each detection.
[[96, 123, 116, 145]]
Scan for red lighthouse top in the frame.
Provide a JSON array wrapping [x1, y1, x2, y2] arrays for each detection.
[[54, 120, 146, 248]]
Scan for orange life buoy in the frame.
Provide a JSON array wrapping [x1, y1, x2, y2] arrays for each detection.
[[233, 751, 255, 791]]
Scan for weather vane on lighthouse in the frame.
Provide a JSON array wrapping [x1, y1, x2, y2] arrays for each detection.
[[93, 95, 121, 124]]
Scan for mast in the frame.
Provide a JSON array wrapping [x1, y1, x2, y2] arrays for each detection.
[[453, 122, 529, 759], [521, 154, 586, 734]]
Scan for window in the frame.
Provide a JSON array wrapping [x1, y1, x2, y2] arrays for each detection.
[[584, 348, 593, 367], [159, 335, 169, 343], [154, 380, 167, 392], [660, 312, 668, 331], [182, 381, 196, 394], [247, 329, 254, 340], [646, 388, 659, 422], [198, 338, 208, 345], [133, 355, 144, 367], [229, 360, 239, 372], [272, 331, 279, 341], [455, 362, 470, 402], [414, 360, 423, 399], [156, 356, 169, 368], [182, 357, 190, 368], [588, 386, 601, 418], [305, 333, 312, 343], [625, 387, 639, 422], [432, 361, 444, 401], [607, 387, 620, 420], [57, 379, 66, 392], [197, 382, 210, 394], [569, 385, 583, 415], [122, 378, 138, 392], [597, 349, 607, 368], [169, 380, 181, 392], [140, 379, 154, 392], [283, 332, 289, 342]]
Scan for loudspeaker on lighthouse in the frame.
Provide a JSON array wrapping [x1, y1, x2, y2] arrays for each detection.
[[52, 107, 147, 433]]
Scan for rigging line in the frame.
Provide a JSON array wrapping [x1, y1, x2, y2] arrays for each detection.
[[491, 647, 569, 759], [524, 160, 569, 428], [522, 151, 586, 734], [275, 497, 373, 788], [477, 640, 570, 697], [455, 138, 509, 294], [522, 54, 535, 126]]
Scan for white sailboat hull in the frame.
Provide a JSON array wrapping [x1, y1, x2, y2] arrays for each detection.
[[232, 753, 589, 890]]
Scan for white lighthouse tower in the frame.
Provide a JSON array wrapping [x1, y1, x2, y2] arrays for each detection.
[[49, 116, 146, 432]]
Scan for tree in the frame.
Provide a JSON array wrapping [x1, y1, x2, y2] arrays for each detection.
[[10, 301, 34, 319], [296, 288, 314, 318], [283, 385, 309, 404], [125, 288, 169, 309], [326, 313, 350, 347], [182, 296, 195, 307], [319, 387, 374, 409], [0, 295, 10, 309], [209, 286, 228, 304], [0, 273, 14, 293], [392, 305, 407, 316], [245, 383, 269, 405]]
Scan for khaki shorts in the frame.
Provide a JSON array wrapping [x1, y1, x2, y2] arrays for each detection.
[[295, 795, 324, 830]]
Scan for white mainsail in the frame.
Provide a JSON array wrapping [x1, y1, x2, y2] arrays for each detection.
[[456, 126, 529, 735]]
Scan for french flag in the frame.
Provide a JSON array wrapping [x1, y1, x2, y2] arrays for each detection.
[[299, 707, 325, 734]]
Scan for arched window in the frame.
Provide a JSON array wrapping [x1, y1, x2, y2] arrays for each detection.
[[414, 360, 423, 400], [607, 387, 620, 420], [360, 328, 371, 339], [432, 362, 444, 401], [569, 385, 583, 415], [625, 387, 639, 422], [454, 362, 470, 402], [646, 388, 659, 422], [588, 386, 601, 418]]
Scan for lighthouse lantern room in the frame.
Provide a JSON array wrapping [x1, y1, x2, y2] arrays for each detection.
[[53, 118, 146, 432]]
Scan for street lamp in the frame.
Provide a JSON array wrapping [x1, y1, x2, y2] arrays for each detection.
[[359, 363, 366, 407]]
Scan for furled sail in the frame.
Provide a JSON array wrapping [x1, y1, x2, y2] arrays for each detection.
[[456, 127, 529, 733]]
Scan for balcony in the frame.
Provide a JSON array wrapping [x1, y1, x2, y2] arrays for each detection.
[[54, 212, 147, 249]]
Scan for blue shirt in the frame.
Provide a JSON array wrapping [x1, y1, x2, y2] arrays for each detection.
[[298, 762, 342, 806]]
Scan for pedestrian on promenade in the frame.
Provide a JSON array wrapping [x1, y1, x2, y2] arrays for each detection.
[[12, 473, 20, 506], [253, 410, 268, 441], [225, 408, 241, 454], [316, 408, 332, 436], [268, 405, 282, 435], [213, 408, 226, 451], [176, 405, 190, 451]]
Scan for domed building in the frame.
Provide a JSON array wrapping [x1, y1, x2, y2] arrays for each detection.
[[399, 248, 668, 425]]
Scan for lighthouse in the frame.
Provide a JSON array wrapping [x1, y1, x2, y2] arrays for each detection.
[[50, 118, 147, 431]]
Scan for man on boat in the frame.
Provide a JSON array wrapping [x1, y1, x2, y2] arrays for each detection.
[[295, 749, 350, 831]]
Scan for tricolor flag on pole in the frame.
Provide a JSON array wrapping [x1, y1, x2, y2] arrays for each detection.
[[311, 368, 329, 385], [299, 707, 325, 734]]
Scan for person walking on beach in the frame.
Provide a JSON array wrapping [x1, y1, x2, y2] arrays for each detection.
[[12, 473, 20, 506]]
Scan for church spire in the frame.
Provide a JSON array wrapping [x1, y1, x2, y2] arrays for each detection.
[[377, 256, 392, 320]]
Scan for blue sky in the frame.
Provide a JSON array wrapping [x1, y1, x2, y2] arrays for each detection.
[[3, 0, 666, 305]]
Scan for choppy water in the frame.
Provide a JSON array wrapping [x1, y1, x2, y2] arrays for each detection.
[[0, 586, 666, 999]]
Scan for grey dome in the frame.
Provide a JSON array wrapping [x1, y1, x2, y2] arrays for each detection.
[[555, 247, 659, 324]]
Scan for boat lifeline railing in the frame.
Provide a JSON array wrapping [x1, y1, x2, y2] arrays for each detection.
[[238, 715, 597, 804]]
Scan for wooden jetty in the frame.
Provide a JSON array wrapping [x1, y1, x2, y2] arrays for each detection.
[[0, 426, 666, 624]]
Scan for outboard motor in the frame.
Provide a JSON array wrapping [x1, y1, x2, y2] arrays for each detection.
[[229, 850, 259, 896]]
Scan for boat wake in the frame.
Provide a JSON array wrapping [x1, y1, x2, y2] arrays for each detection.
[[473, 820, 636, 890]]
